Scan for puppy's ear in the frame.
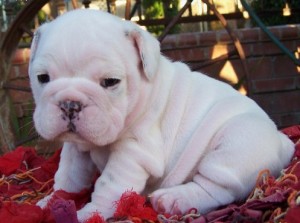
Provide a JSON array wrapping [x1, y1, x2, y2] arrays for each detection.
[[30, 29, 41, 63], [125, 26, 161, 81], [30, 24, 48, 63]]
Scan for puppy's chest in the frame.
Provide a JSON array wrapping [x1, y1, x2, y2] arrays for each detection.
[[90, 149, 110, 172]]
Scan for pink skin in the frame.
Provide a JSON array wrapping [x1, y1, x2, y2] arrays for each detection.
[[33, 77, 126, 146]]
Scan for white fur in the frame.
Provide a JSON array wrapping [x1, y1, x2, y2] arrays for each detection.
[[29, 10, 294, 221]]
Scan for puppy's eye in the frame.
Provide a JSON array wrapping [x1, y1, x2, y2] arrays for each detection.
[[100, 78, 121, 88], [37, 74, 50, 84]]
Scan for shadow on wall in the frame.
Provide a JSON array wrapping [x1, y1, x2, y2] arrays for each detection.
[[161, 25, 300, 128]]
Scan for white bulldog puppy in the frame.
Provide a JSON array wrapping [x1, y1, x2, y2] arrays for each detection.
[[29, 9, 294, 221]]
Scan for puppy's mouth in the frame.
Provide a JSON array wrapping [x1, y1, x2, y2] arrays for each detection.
[[58, 131, 87, 145], [67, 122, 77, 133]]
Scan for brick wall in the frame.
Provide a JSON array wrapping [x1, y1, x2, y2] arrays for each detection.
[[9, 25, 300, 139], [8, 48, 33, 144], [161, 25, 300, 128]]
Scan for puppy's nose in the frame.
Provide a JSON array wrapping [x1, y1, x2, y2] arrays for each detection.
[[59, 100, 82, 120]]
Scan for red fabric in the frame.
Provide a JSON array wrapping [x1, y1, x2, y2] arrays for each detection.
[[0, 147, 61, 223], [0, 147, 45, 176], [113, 191, 158, 221], [0, 125, 299, 222], [0, 201, 44, 223], [0, 147, 60, 205], [50, 199, 79, 223], [49, 189, 92, 210], [285, 206, 300, 223], [281, 125, 300, 143], [85, 213, 105, 223]]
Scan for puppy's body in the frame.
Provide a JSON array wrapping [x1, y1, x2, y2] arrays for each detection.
[[29, 10, 294, 221]]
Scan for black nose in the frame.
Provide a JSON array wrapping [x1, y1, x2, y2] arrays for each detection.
[[59, 100, 82, 120]]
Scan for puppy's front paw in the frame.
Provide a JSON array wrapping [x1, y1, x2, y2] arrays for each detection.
[[77, 203, 112, 223], [36, 193, 54, 209], [77, 203, 99, 223], [150, 187, 192, 215]]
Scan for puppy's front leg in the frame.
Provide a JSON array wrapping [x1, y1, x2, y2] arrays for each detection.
[[37, 142, 96, 208], [53, 142, 97, 192], [78, 143, 154, 220]]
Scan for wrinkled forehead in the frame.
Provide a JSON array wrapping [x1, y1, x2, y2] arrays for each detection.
[[37, 19, 127, 57], [30, 18, 134, 74]]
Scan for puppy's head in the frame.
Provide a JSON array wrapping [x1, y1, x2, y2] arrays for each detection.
[[29, 9, 160, 146]]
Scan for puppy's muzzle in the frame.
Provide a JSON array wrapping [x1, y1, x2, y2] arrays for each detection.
[[59, 100, 83, 132]]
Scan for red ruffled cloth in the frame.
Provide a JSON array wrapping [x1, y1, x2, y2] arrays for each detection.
[[0, 125, 299, 223]]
